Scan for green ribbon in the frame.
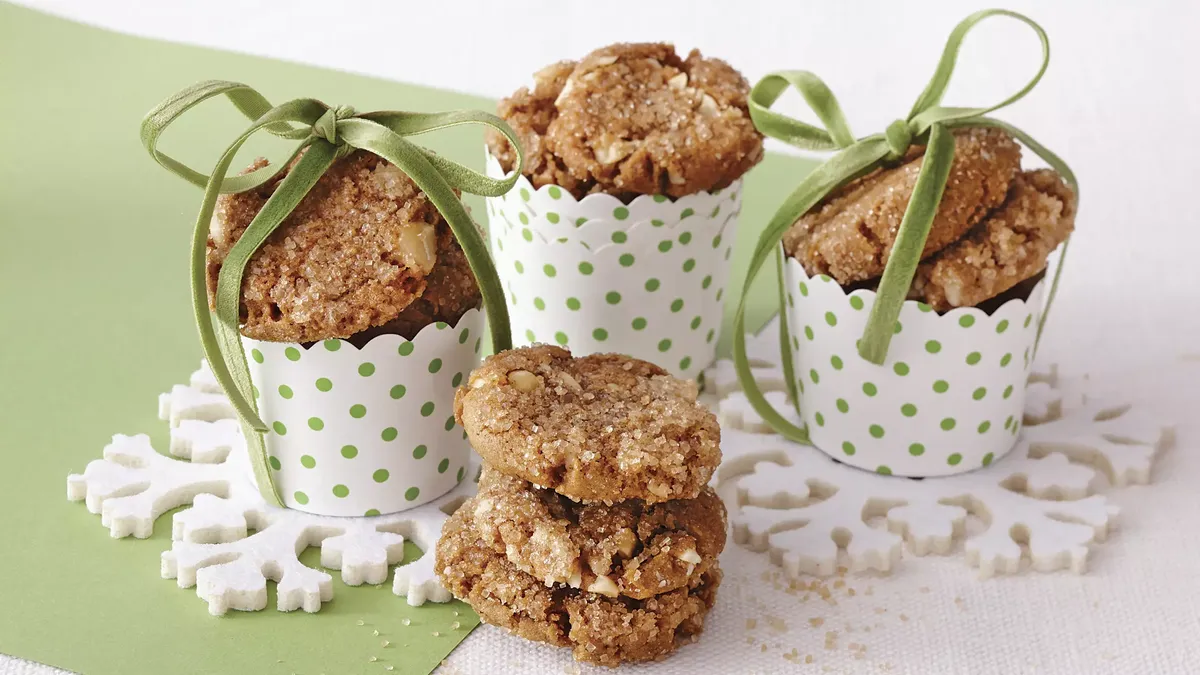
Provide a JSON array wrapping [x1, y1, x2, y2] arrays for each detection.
[[733, 9, 1079, 445], [141, 81, 524, 506]]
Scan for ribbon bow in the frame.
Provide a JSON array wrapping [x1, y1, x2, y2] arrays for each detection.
[[141, 81, 524, 505], [733, 9, 1078, 445]]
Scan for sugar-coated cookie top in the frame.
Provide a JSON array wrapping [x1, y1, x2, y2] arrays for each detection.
[[208, 151, 478, 343], [487, 42, 764, 201], [454, 344, 721, 503], [783, 127, 1022, 285], [912, 169, 1076, 310]]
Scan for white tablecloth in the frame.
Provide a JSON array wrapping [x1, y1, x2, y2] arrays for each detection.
[[9, 353, 1198, 675]]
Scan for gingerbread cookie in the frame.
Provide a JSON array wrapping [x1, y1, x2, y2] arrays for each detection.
[[454, 345, 721, 503], [783, 127, 1022, 284], [487, 42, 763, 201], [436, 504, 720, 666], [209, 151, 478, 342], [469, 468, 725, 599], [911, 169, 1076, 310]]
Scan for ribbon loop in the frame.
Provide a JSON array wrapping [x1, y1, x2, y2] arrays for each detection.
[[906, 9, 1050, 125], [747, 71, 856, 151], [884, 119, 914, 159], [732, 9, 1077, 448], [142, 83, 525, 507]]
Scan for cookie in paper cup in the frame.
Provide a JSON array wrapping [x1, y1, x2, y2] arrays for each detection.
[[783, 258, 1042, 476], [734, 11, 1080, 478], [244, 309, 483, 516], [485, 154, 740, 380], [140, 81, 527, 509]]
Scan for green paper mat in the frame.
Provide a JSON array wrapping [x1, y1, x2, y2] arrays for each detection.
[[0, 4, 812, 674]]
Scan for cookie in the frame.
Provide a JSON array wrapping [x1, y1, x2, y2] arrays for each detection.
[[454, 345, 721, 503], [436, 504, 720, 666], [341, 221, 481, 346], [470, 468, 726, 598], [209, 151, 475, 343], [486, 60, 588, 198], [783, 127, 1022, 284], [487, 43, 763, 201], [911, 169, 1076, 310]]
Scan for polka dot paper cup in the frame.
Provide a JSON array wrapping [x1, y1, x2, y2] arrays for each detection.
[[783, 257, 1043, 477], [242, 309, 483, 516], [485, 153, 740, 380]]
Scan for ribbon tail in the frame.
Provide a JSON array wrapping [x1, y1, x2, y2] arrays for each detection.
[[960, 117, 1077, 356], [774, 246, 801, 414], [214, 142, 338, 429], [733, 303, 809, 445], [212, 141, 338, 506], [188, 99, 334, 431], [858, 123, 955, 364], [340, 120, 512, 353], [732, 142, 886, 445]]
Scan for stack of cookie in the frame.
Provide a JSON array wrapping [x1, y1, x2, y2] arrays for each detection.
[[437, 345, 726, 666]]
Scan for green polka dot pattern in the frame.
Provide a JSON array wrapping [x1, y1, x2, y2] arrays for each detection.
[[241, 307, 482, 516], [486, 166, 743, 380], [782, 258, 1045, 477]]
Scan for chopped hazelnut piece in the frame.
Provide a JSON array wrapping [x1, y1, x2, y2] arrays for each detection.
[[587, 575, 619, 597], [508, 369, 541, 392]]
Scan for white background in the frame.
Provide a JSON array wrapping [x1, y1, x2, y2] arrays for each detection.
[[7, 1, 1200, 674]]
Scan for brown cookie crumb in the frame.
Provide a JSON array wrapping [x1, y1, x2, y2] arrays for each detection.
[[488, 61, 593, 198], [487, 43, 763, 201], [436, 504, 720, 666], [470, 468, 726, 599], [209, 150, 477, 343], [783, 128, 1022, 284], [455, 345, 721, 503], [911, 169, 1076, 310]]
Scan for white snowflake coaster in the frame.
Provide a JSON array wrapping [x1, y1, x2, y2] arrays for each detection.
[[67, 363, 476, 615], [706, 317, 1174, 579]]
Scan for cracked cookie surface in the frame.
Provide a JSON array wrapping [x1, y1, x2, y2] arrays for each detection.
[[209, 151, 478, 342], [469, 468, 725, 599], [455, 345, 721, 504], [487, 42, 763, 201], [783, 127, 1022, 284], [436, 503, 720, 666]]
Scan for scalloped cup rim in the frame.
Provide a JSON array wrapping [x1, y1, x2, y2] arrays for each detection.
[[518, 214, 736, 255], [485, 152, 743, 210], [496, 208, 736, 249], [241, 306, 482, 352], [786, 256, 1045, 322]]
